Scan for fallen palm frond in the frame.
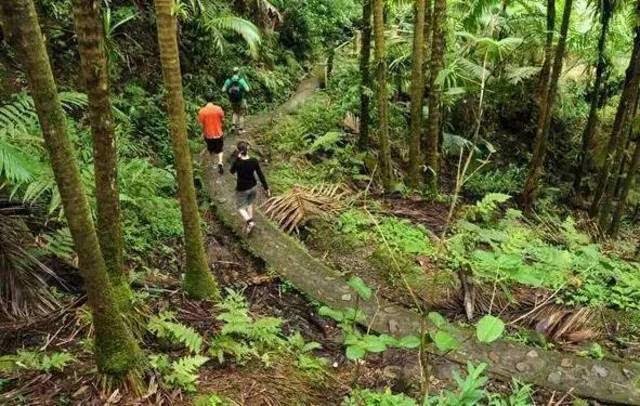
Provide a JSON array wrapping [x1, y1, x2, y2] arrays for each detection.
[[262, 184, 350, 233], [0, 211, 64, 320]]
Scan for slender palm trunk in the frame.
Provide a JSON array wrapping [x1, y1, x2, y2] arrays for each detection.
[[359, 0, 372, 150], [536, 0, 556, 107], [71, 0, 132, 313], [608, 138, 640, 237], [373, 0, 393, 191], [408, 0, 427, 188], [521, 0, 572, 212], [590, 3, 640, 218], [424, 0, 446, 193], [0, 0, 142, 376], [573, 9, 611, 195], [599, 92, 640, 228], [154, 0, 220, 300]]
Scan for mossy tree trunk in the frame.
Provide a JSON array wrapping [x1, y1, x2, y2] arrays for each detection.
[[153, 0, 220, 300], [535, 0, 555, 107], [0, 0, 142, 376], [573, 2, 612, 195], [71, 0, 132, 313], [590, 1, 640, 219], [424, 0, 446, 194], [521, 0, 572, 213], [359, 0, 372, 150], [373, 0, 393, 191], [408, 0, 427, 188], [608, 137, 640, 236]]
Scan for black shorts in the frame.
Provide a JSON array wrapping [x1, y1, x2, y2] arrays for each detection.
[[205, 137, 224, 154]]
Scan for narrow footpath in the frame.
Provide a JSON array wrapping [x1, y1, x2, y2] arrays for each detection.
[[199, 69, 640, 405]]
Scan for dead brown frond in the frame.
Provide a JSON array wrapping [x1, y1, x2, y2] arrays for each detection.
[[262, 184, 350, 233], [0, 212, 64, 321]]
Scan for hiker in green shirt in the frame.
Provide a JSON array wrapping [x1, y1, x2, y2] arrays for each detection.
[[222, 67, 250, 133]]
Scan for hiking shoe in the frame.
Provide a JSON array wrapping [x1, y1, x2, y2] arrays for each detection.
[[245, 220, 255, 235], [238, 127, 246, 134], [218, 164, 224, 175]]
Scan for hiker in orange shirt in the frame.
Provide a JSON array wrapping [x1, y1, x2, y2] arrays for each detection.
[[198, 102, 225, 175]]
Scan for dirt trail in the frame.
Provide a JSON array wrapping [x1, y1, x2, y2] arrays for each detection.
[[199, 69, 640, 405]]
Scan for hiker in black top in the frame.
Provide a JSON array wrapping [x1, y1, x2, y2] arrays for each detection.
[[230, 141, 270, 234]]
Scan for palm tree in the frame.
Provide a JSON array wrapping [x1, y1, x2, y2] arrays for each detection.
[[0, 0, 142, 376], [153, 0, 220, 300], [373, 0, 393, 191], [521, 0, 574, 212], [359, 0, 372, 150], [573, 0, 617, 196], [590, 0, 640, 220], [608, 136, 640, 236], [71, 0, 132, 313], [424, 0, 446, 193], [409, 0, 427, 188]]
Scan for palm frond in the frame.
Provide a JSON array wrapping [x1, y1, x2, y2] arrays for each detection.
[[0, 131, 42, 186], [262, 184, 350, 233], [0, 91, 88, 131], [201, 10, 262, 58], [0, 213, 63, 320]]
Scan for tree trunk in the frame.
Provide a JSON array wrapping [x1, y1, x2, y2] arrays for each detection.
[[358, 0, 372, 150], [153, 0, 220, 300], [608, 137, 640, 237], [599, 92, 640, 229], [573, 7, 611, 195], [521, 0, 572, 212], [71, 0, 132, 313], [373, 0, 393, 191], [408, 0, 427, 188], [0, 0, 142, 376], [535, 0, 556, 108], [424, 0, 446, 193], [590, 2, 640, 218]]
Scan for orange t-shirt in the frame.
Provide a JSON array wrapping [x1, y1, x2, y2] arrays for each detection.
[[197, 103, 224, 139]]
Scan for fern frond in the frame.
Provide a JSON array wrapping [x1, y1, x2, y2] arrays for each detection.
[[201, 11, 261, 58]]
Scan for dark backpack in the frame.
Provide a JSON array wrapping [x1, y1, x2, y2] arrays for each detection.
[[228, 79, 243, 103]]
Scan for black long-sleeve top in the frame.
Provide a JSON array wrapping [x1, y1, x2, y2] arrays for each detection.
[[230, 157, 269, 192]]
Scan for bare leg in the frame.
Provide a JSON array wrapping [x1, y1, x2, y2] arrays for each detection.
[[247, 204, 253, 220], [238, 207, 251, 222], [232, 113, 239, 127], [217, 152, 223, 166]]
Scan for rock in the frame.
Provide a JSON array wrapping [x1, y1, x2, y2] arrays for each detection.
[[561, 358, 573, 368], [488, 352, 499, 363], [341, 293, 352, 301], [527, 350, 539, 358], [389, 319, 399, 335], [383, 366, 402, 381], [548, 371, 563, 386], [592, 365, 609, 378], [516, 362, 528, 372]]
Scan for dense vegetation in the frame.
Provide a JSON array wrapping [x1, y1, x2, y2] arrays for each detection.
[[1, 0, 640, 404]]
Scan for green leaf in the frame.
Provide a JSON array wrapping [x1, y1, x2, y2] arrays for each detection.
[[317, 306, 344, 322], [476, 315, 505, 343], [433, 331, 459, 352], [396, 335, 421, 349], [347, 277, 372, 301], [346, 345, 366, 361], [362, 335, 387, 353], [427, 312, 447, 329]]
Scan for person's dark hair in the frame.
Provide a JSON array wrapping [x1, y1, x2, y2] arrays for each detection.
[[237, 141, 249, 156]]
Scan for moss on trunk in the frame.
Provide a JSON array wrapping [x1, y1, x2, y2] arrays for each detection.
[[373, 0, 393, 191], [358, 0, 372, 150], [71, 0, 132, 313], [408, 0, 427, 188], [1, 0, 142, 376], [153, 0, 220, 300]]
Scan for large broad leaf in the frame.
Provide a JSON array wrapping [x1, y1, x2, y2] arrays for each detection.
[[317, 306, 343, 322], [362, 335, 387, 353], [347, 276, 372, 301], [346, 345, 366, 361], [427, 312, 447, 329], [397, 335, 420, 349], [433, 331, 460, 352], [476, 315, 505, 343]]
